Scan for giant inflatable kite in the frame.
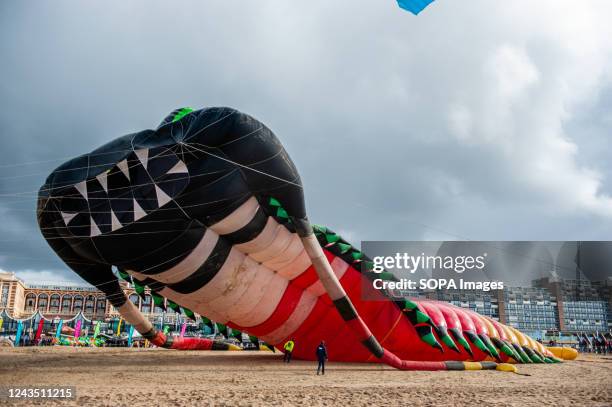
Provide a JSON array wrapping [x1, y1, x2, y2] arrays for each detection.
[[38, 107, 562, 372]]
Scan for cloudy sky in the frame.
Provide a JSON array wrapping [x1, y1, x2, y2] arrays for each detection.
[[1, 0, 611, 285]]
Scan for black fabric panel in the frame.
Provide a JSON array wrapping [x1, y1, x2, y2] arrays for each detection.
[[141, 328, 158, 340], [167, 237, 232, 294], [444, 361, 465, 371], [361, 336, 384, 358], [123, 223, 206, 276], [211, 341, 229, 350], [332, 297, 358, 321], [91, 203, 192, 266], [139, 278, 167, 292], [480, 361, 498, 370], [221, 207, 267, 244]]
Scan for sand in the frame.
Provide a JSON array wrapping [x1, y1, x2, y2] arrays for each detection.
[[1, 347, 611, 406]]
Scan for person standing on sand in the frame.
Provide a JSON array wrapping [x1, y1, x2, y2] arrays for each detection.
[[316, 340, 328, 375], [283, 339, 295, 363]]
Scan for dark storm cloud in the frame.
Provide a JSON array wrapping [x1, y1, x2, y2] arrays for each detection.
[[1, 0, 611, 283]]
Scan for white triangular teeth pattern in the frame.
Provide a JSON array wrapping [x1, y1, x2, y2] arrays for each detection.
[[96, 172, 108, 193], [166, 160, 188, 174], [61, 212, 78, 225], [117, 159, 130, 181], [74, 181, 87, 199], [111, 210, 122, 232], [90, 217, 102, 237], [155, 185, 172, 207], [133, 199, 146, 221], [135, 149, 149, 170]]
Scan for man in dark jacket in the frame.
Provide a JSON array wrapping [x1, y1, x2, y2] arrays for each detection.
[[316, 340, 328, 375]]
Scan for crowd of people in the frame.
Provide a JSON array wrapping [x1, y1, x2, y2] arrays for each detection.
[[577, 335, 611, 354]]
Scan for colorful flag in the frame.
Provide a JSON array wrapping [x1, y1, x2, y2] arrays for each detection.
[[116, 318, 123, 336], [55, 319, 63, 339], [74, 320, 82, 339], [15, 321, 23, 346], [179, 322, 187, 338], [127, 325, 135, 347], [0, 316, 3, 332], [93, 321, 101, 339], [34, 318, 44, 344]]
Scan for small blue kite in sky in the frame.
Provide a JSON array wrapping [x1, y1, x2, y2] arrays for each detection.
[[397, 0, 434, 15]]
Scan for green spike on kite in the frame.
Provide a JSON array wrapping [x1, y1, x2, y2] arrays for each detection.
[[513, 346, 531, 363], [415, 325, 443, 351], [133, 280, 146, 299], [471, 336, 488, 353], [171, 107, 194, 122], [181, 307, 196, 321], [268, 197, 281, 207], [152, 293, 166, 311], [362, 261, 374, 272], [312, 224, 327, 234], [415, 310, 431, 324], [201, 317, 214, 330], [351, 251, 364, 261], [499, 342, 516, 359], [457, 336, 472, 354], [337, 242, 352, 254], [421, 332, 438, 347], [117, 269, 131, 282], [402, 299, 418, 311], [378, 272, 395, 281], [440, 333, 460, 352], [216, 323, 228, 337], [324, 233, 341, 244], [231, 329, 243, 341], [480, 336, 500, 360], [275, 207, 289, 219], [448, 329, 473, 356], [167, 299, 180, 313]]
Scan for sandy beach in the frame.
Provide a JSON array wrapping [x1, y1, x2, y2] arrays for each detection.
[[1, 347, 611, 406]]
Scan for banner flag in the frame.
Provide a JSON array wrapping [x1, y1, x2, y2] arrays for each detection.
[[93, 321, 101, 339], [128, 325, 135, 347], [116, 318, 123, 336], [55, 319, 63, 339], [34, 318, 44, 343], [74, 319, 82, 339], [15, 321, 23, 346], [180, 322, 186, 338]]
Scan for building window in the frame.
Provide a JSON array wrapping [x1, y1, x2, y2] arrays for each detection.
[[61, 295, 72, 313], [96, 297, 106, 314], [141, 295, 152, 313], [38, 294, 49, 311], [49, 294, 60, 312], [1, 286, 9, 306], [73, 295, 83, 312], [25, 293, 36, 311], [85, 295, 95, 313]]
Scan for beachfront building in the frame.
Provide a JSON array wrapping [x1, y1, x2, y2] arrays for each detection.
[[502, 286, 559, 334], [0, 272, 181, 325], [0, 272, 26, 318], [418, 277, 609, 336]]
